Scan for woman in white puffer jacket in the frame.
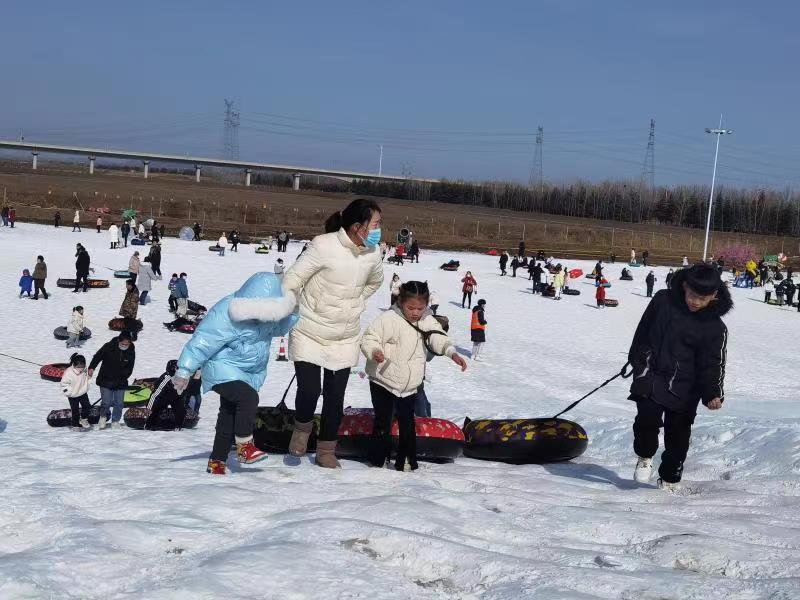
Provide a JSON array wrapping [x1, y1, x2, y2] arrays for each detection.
[[271, 199, 384, 467]]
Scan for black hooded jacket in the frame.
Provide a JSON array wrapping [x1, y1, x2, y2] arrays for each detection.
[[75, 249, 90, 274], [627, 268, 731, 413], [89, 338, 136, 389]]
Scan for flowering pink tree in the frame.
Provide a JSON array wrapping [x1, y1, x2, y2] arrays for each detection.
[[716, 244, 757, 270]]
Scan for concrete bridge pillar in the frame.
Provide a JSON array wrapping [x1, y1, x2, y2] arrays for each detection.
[[195, 165, 201, 183], [88, 156, 95, 175], [143, 160, 150, 179], [292, 173, 301, 191], [32, 151, 38, 170], [245, 169, 252, 187]]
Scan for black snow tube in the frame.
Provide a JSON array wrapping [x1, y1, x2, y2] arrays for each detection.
[[108, 318, 143, 332], [620, 275, 633, 281], [562, 288, 580, 296], [462, 417, 588, 464], [114, 270, 132, 279], [187, 300, 207, 315], [123, 406, 199, 430], [255, 247, 271, 254], [131, 238, 146, 246], [47, 406, 110, 427], [253, 405, 464, 462], [604, 299, 619, 307], [53, 326, 92, 341], [175, 323, 196, 334], [208, 245, 223, 252], [57, 278, 110, 289], [40, 363, 69, 382]]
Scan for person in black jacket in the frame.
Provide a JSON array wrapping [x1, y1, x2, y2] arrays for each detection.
[[642, 250, 649, 267], [121, 221, 131, 247], [148, 242, 162, 277], [145, 360, 186, 430], [73, 245, 91, 293], [89, 332, 136, 429], [784, 277, 796, 307], [645, 271, 656, 297], [510, 256, 520, 278], [499, 252, 509, 276], [531, 263, 543, 292], [628, 264, 731, 490]]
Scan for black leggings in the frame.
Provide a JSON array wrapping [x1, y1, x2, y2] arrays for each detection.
[[68, 394, 91, 427], [369, 382, 417, 468], [633, 397, 693, 483], [294, 361, 350, 441], [462, 291, 473, 307], [210, 381, 260, 461], [34, 279, 48, 299], [74, 272, 89, 292]]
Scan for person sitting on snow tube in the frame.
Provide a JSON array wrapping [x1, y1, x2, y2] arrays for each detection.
[[621, 268, 633, 281], [163, 310, 205, 332], [144, 360, 186, 430]]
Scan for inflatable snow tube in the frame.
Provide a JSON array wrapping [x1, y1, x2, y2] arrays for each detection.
[[53, 326, 92, 341], [40, 363, 69, 382], [175, 323, 196, 334], [620, 275, 633, 281], [56, 278, 110, 289], [569, 269, 583, 279], [462, 417, 588, 464], [132, 377, 160, 391], [47, 406, 110, 427], [114, 270, 132, 279], [585, 274, 596, 279], [543, 286, 556, 298], [131, 238, 146, 246], [123, 406, 199, 430], [562, 288, 580, 296], [487, 249, 498, 256], [108, 318, 143, 332], [439, 261, 460, 271], [208, 245, 223, 252], [124, 386, 152, 407], [628, 262, 641, 267], [255, 247, 271, 254], [253, 406, 464, 462], [604, 299, 619, 307], [187, 300, 207, 315]]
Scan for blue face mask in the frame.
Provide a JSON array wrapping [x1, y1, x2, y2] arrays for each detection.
[[364, 228, 381, 248]]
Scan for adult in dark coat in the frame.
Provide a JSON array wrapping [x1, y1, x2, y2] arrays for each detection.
[[531, 263, 544, 292], [54, 211, 61, 228], [89, 332, 136, 427], [627, 265, 731, 485], [499, 252, 509, 276], [73, 245, 91, 293], [121, 221, 131, 247], [144, 360, 186, 430], [645, 271, 656, 297], [148, 242, 162, 277], [32, 255, 49, 300]]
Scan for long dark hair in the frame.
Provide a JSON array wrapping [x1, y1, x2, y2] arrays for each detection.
[[324, 198, 381, 233]]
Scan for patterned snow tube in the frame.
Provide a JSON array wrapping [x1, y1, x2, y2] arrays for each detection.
[[253, 405, 464, 462], [462, 417, 588, 464], [131, 238, 146, 246], [124, 386, 152, 407], [176, 323, 196, 334], [569, 269, 583, 278], [208, 245, 223, 252], [255, 248, 270, 254], [123, 406, 199, 430], [56, 278, 110, 289], [562, 288, 580, 296], [53, 326, 92, 341], [108, 318, 143, 332], [187, 301, 207, 315], [47, 406, 110, 427], [132, 377, 160, 391], [40, 363, 69, 382], [114, 270, 132, 279], [604, 299, 619, 307], [585, 273, 596, 279]]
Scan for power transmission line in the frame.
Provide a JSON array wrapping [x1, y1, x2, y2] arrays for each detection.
[[223, 99, 240, 160], [528, 126, 543, 192], [639, 118, 655, 205]]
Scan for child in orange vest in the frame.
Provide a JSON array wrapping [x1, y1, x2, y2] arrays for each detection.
[[471, 299, 487, 360]]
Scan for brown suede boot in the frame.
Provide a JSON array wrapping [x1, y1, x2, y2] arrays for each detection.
[[315, 440, 341, 469], [289, 420, 314, 457]]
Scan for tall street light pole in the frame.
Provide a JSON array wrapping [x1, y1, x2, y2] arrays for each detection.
[[703, 115, 734, 261]]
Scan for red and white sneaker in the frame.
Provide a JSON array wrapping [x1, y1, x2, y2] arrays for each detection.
[[207, 459, 227, 475], [236, 439, 268, 464]]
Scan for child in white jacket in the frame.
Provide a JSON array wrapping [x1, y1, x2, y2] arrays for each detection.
[[361, 281, 467, 471], [60, 353, 92, 431], [66, 306, 86, 348]]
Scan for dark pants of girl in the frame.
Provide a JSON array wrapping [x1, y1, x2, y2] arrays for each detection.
[[369, 382, 418, 470], [462, 291, 473, 308], [632, 397, 693, 483], [294, 361, 349, 441], [74, 272, 89, 292], [68, 394, 91, 427], [168, 296, 178, 311], [152, 263, 161, 277], [33, 279, 48, 299], [209, 381, 259, 461]]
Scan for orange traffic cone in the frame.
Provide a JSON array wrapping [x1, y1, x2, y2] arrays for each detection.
[[276, 337, 288, 361]]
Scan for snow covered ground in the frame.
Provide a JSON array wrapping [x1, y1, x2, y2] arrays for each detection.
[[0, 223, 799, 599]]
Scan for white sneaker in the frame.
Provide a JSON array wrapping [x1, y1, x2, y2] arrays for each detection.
[[634, 456, 653, 483], [97, 417, 107, 430], [80, 418, 91, 430], [111, 421, 121, 430], [657, 478, 680, 492]]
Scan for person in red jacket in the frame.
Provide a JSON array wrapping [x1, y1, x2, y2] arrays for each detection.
[[461, 271, 477, 308], [9, 207, 16, 228], [595, 274, 607, 308]]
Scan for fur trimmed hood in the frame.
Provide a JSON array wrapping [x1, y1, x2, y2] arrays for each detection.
[[228, 273, 297, 322]]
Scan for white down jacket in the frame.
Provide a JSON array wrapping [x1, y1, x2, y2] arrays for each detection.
[[60, 366, 89, 397], [67, 310, 86, 335], [282, 228, 383, 370], [108, 224, 119, 244], [361, 306, 455, 397]]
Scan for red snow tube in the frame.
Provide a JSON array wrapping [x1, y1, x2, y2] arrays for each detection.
[[462, 417, 588, 463], [123, 406, 199, 430], [176, 323, 196, 334], [487, 249, 498, 256], [604, 299, 619, 307], [108, 318, 143, 331], [40, 363, 69, 382], [56, 278, 110, 289], [569, 269, 583, 278]]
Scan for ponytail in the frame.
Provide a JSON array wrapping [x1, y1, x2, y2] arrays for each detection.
[[324, 198, 381, 234]]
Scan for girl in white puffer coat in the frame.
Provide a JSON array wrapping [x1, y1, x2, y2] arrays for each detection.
[[66, 306, 86, 348], [60, 353, 93, 430], [361, 281, 467, 471]]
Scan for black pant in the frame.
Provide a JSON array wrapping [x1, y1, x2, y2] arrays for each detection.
[[369, 382, 417, 468], [765, 292, 771, 302], [129, 273, 137, 284], [210, 381, 260, 461], [68, 394, 91, 427], [151, 263, 161, 277], [123, 317, 140, 340], [633, 397, 693, 483], [462, 291, 473, 307], [145, 391, 186, 430], [74, 272, 89, 292], [430, 304, 438, 315], [646, 285, 654, 297], [168, 296, 178, 312], [231, 242, 238, 252], [294, 361, 350, 441], [96, 226, 101, 233], [122, 235, 128, 247], [33, 279, 48, 299]]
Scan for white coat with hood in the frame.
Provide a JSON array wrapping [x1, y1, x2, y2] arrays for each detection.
[[60, 365, 89, 398], [137, 263, 159, 292], [67, 310, 85, 335], [108, 224, 119, 244]]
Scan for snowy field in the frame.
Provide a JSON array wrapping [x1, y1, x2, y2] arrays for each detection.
[[1, 222, 799, 599]]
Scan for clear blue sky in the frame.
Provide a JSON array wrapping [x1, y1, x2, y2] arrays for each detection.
[[1, 1, 799, 189]]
